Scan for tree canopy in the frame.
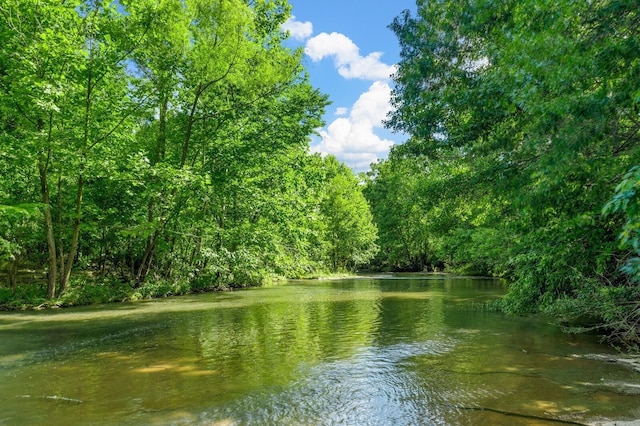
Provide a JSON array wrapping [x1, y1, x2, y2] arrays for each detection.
[[0, 0, 379, 304], [365, 0, 640, 348]]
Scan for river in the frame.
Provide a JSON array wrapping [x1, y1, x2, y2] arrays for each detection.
[[0, 275, 638, 425]]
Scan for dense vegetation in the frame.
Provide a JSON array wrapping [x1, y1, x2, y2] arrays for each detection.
[[0, 0, 378, 307], [2, 0, 638, 351], [364, 0, 640, 349]]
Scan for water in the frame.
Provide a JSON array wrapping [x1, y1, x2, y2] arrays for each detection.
[[0, 275, 638, 425]]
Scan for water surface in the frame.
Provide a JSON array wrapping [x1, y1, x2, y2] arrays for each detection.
[[0, 275, 638, 425]]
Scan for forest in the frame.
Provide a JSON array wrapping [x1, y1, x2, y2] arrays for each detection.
[[363, 0, 640, 349], [1, 0, 639, 349], [0, 0, 377, 306]]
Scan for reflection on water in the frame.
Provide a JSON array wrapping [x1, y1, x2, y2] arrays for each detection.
[[0, 275, 638, 425], [204, 340, 457, 426]]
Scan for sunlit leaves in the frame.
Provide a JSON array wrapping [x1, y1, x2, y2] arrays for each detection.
[[604, 166, 640, 281], [372, 0, 640, 346], [1, 0, 363, 298], [321, 156, 378, 271]]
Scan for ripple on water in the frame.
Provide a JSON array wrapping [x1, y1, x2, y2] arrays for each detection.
[[193, 339, 468, 426]]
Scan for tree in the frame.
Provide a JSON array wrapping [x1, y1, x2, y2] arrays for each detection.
[[1, 0, 378, 306], [604, 166, 640, 283], [369, 0, 640, 346], [320, 156, 378, 271], [0, 0, 141, 297], [123, 0, 332, 285], [364, 148, 432, 271]]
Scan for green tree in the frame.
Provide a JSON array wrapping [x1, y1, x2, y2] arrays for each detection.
[[0, 0, 379, 307], [0, 0, 140, 297], [320, 156, 378, 271], [369, 0, 640, 346], [604, 166, 640, 282], [364, 148, 432, 271], [124, 0, 331, 285]]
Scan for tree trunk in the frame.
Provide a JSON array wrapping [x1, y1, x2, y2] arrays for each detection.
[[136, 229, 159, 285], [56, 172, 65, 288], [60, 33, 93, 294], [60, 159, 85, 293], [189, 236, 202, 269], [136, 93, 168, 285], [100, 228, 107, 278], [39, 156, 57, 299], [9, 256, 18, 294]]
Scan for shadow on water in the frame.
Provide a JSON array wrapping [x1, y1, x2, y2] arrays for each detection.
[[0, 275, 638, 425]]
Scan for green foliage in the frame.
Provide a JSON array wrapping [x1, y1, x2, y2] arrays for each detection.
[[0, 283, 48, 310], [130, 279, 193, 300], [364, 152, 431, 271], [56, 278, 134, 306], [0, 0, 379, 309], [320, 156, 378, 271], [367, 0, 640, 348], [604, 166, 640, 281], [0, 203, 40, 260]]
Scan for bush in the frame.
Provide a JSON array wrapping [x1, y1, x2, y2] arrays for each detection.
[[0, 283, 48, 309], [57, 278, 133, 306], [134, 278, 192, 299]]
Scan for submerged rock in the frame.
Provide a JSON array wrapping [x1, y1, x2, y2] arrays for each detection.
[[572, 354, 640, 374]]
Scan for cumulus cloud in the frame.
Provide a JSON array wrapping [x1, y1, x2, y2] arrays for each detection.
[[281, 16, 313, 41], [305, 32, 396, 80], [312, 81, 395, 170], [334, 107, 348, 116]]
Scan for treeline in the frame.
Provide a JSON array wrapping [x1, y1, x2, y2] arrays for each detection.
[[364, 0, 640, 348], [0, 0, 378, 305]]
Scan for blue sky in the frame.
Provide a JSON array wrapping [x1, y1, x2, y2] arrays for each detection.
[[282, 1, 416, 171]]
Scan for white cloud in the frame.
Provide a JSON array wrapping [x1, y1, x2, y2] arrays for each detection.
[[281, 16, 313, 41], [334, 107, 348, 116], [305, 32, 396, 80], [312, 81, 395, 170]]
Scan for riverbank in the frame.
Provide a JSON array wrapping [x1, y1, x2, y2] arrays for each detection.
[[0, 276, 247, 311], [0, 271, 359, 311]]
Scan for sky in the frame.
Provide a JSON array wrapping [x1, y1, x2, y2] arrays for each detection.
[[281, 1, 417, 171]]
